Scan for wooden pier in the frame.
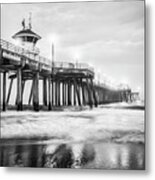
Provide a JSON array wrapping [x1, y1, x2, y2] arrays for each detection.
[[0, 39, 132, 111]]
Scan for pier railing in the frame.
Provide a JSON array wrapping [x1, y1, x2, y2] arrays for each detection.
[[54, 61, 94, 71], [94, 80, 131, 91], [0, 39, 51, 66], [0, 39, 94, 74]]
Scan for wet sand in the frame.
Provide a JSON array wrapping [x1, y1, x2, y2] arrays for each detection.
[[0, 141, 145, 169]]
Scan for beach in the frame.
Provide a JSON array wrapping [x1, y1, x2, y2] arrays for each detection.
[[0, 104, 145, 169]]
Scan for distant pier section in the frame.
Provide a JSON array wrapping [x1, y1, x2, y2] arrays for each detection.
[[0, 19, 136, 111]]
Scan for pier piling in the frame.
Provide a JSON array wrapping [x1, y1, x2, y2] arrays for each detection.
[[33, 72, 39, 111], [6, 78, 13, 105], [16, 68, 22, 111], [86, 78, 93, 108], [43, 77, 47, 106], [2, 72, 6, 111], [48, 77, 52, 110]]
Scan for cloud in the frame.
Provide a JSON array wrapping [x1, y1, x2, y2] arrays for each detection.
[[1, 1, 144, 98]]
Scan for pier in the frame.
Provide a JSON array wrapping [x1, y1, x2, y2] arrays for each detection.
[[0, 21, 133, 112], [0, 39, 132, 112]]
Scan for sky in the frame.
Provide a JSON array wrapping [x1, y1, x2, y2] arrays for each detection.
[[1, 0, 145, 99]]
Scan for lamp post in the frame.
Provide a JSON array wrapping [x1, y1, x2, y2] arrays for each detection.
[[48, 42, 54, 110], [51, 42, 54, 107], [49, 33, 59, 108], [52, 42, 54, 68]]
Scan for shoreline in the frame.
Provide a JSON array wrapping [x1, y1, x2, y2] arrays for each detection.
[[0, 102, 145, 112], [0, 103, 145, 145]]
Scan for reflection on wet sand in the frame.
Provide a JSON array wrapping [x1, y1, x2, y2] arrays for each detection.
[[44, 144, 73, 168], [0, 141, 145, 169]]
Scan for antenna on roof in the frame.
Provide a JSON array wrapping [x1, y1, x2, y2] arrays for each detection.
[[22, 18, 25, 30], [28, 12, 32, 30]]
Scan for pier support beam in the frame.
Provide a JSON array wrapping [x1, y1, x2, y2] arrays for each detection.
[[55, 80, 58, 106], [81, 79, 86, 106], [43, 77, 47, 106], [57, 80, 60, 106], [62, 81, 65, 106], [74, 83, 76, 106], [68, 80, 71, 106], [64, 82, 67, 106], [28, 80, 34, 105], [22, 80, 25, 96], [2, 72, 6, 111], [86, 78, 93, 109], [16, 68, 23, 111], [83, 83, 88, 105], [71, 83, 73, 106], [21, 80, 25, 105], [48, 77, 52, 110], [33, 72, 39, 111], [6, 78, 13, 105], [90, 78, 98, 107], [15, 79, 25, 106], [73, 79, 81, 106], [52, 79, 54, 106]]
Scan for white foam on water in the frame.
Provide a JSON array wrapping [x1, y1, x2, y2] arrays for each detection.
[[1, 107, 144, 143]]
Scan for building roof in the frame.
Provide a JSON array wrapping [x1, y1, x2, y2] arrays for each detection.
[[12, 29, 41, 40]]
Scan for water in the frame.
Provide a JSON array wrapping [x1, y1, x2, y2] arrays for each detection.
[[0, 105, 145, 169]]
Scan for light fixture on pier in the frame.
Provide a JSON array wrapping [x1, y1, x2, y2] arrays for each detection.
[[136, 86, 141, 95], [48, 33, 60, 67], [49, 33, 59, 45], [120, 78, 130, 90], [96, 70, 101, 85], [48, 33, 60, 74], [71, 48, 81, 68]]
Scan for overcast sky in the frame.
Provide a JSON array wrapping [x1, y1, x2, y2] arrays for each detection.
[[1, 0, 144, 98]]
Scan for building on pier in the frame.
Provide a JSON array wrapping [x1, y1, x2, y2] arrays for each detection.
[[12, 15, 41, 55]]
